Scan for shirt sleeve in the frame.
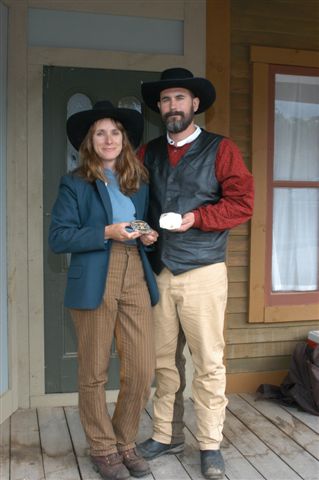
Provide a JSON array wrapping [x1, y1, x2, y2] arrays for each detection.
[[192, 138, 254, 231]]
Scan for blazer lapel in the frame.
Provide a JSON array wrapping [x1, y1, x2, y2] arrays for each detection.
[[95, 179, 113, 223], [130, 191, 143, 220]]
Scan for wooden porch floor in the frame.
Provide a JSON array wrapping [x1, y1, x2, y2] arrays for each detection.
[[1, 393, 318, 480]]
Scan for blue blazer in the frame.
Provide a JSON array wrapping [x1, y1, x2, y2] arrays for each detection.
[[49, 173, 159, 309]]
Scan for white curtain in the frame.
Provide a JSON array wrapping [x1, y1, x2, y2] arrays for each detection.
[[272, 74, 319, 291]]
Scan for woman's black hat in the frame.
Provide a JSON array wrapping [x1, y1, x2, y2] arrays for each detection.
[[141, 68, 216, 114], [66, 100, 144, 150]]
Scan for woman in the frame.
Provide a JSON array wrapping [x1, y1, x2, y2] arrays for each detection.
[[49, 101, 159, 480]]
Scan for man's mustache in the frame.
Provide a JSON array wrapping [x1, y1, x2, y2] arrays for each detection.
[[164, 111, 185, 120]]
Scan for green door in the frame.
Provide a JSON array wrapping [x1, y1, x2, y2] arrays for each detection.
[[43, 65, 162, 393]]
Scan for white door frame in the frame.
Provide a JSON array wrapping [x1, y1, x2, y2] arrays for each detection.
[[0, 0, 9, 406], [27, 1, 206, 407]]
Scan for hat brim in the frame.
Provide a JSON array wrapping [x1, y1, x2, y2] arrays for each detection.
[[67, 107, 143, 151], [141, 77, 216, 114]]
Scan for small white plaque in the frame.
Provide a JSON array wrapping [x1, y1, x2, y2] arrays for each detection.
[[159, 212, 182, 230]]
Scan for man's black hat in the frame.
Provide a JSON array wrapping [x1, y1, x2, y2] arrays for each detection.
[[141, 68, 216, 114]]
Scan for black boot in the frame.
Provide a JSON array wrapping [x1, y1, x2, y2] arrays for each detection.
[[200, 450, 225, 479], [137, 438, 184, 460]]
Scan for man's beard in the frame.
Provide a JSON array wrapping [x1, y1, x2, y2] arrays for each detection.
[[163, 108, 195, 134]]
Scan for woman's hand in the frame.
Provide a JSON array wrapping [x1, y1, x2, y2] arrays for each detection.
[[140, 229, 159, 246], [104, 222, 142, 242]]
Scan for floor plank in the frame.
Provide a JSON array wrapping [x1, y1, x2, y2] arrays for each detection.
[[227, 394, 319, 480], [282, 404, 319, 434], [0, 417, 10, 480], [148, 455, 192, 480], [10, 408, 44, 480], [38, 406, 81, 480], [241, 393, 319, 459]]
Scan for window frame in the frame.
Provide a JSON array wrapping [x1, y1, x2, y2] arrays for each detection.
[[249, 46, 319, 323]]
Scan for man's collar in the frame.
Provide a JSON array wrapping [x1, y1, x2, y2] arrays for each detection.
[[167, 125, 201, 147]]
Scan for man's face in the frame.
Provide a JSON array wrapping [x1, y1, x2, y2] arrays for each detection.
[[157, 87, 199, 134]]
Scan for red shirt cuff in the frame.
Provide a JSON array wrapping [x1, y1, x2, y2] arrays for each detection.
[[192, 210, 201, 228]]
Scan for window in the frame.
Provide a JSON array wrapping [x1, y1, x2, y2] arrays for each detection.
[[249, 47, 319, 323], [268, 67, 319, 303]]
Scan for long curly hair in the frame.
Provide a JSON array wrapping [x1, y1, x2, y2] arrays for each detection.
[[75, 118, 148, 194]]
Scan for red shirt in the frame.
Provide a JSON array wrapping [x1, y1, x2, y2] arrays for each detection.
[[138, 136, 254, 231]]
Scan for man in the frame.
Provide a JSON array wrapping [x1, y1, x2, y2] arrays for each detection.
[[138, 68, 254, 480]]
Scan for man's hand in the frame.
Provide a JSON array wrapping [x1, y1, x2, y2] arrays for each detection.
[[173, 212, 195, 232]]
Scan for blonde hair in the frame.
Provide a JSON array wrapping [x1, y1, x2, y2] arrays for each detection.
[[75, 119, 148, 194]]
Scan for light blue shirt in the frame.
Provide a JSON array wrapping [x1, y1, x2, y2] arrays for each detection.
[[104, 168, 136, 243]]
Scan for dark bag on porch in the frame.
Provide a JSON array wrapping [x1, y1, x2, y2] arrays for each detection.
[[256, 341, 319, 416]]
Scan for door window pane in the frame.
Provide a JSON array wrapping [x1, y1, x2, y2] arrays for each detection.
[[66, 93, 92, 172]]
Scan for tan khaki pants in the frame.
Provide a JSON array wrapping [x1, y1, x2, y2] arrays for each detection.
[[71, 242, 155, 456], [152, 262, 228, 450]]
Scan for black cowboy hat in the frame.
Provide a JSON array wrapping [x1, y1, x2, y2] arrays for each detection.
[[66, 100, 144, 151], [141, 68, 216, 114]]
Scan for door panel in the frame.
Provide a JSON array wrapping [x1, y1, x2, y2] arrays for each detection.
[[43, 66, 162, 393]]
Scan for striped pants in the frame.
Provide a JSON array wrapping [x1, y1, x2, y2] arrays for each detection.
[[152, 263, 228, 450], [71, 242, 155, 456]]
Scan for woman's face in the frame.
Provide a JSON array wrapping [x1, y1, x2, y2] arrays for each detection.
[[92, 118, 123, 167]]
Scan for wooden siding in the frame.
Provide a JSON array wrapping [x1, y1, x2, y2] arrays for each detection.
[[207, 0, 319, 379]]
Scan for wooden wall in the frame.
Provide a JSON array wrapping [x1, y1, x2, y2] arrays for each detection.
[[208, 0, 318, 388]]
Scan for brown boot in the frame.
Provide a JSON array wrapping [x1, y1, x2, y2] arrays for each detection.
[[122, 447, 151, 478], [91, 452, 130, 480]]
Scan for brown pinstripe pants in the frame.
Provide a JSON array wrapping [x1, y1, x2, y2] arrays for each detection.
[[71, 242, 155, 457]]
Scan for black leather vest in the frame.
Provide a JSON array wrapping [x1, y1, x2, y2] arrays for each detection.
[[145, 129, 229, 275]]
